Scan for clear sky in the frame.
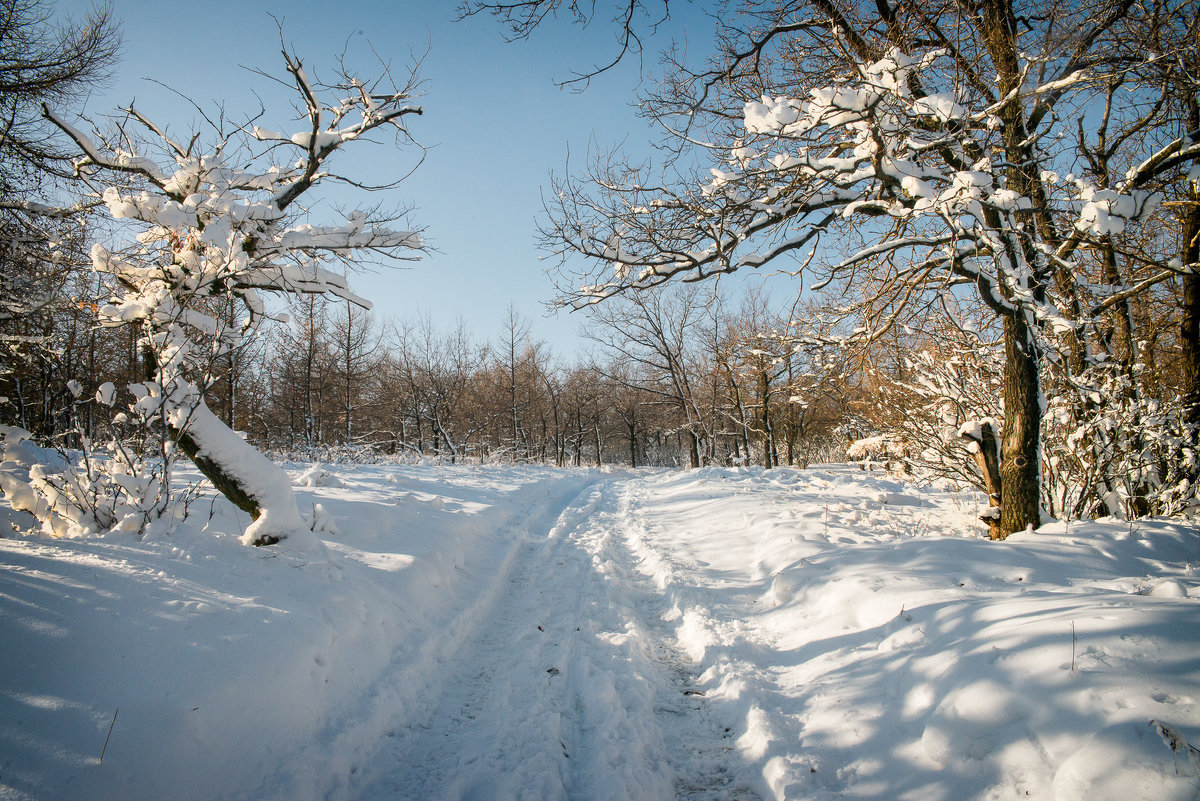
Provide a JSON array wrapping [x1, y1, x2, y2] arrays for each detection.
[[55, 0, 716, 357]]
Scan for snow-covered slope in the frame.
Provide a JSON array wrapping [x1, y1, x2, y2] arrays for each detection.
[[1, 464, 1197, 800]]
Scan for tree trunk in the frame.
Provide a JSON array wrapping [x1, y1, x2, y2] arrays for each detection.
[[688, 428, 701, 468], [172, 398, 307, 546], [977, 0, 1049, 537], [998, 315, 1043, 536], [1181, 188, 1200, 428], [137, 339, 304, 545], [759, 369, 773, 469], [961, 419, 1003, 539]]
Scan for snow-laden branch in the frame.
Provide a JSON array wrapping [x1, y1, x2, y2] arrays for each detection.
[[270, 50, 424, 213], [43, 104, 172, 187], [552, 42, 1193, 335], [0, 198, 99, 217]]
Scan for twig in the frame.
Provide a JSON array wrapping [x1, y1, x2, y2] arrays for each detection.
[[100, 707, 118, 764], [1151, 720, 1200, 777]]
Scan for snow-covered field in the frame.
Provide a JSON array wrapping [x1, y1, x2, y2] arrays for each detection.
[[2, 463, 1199, 801]]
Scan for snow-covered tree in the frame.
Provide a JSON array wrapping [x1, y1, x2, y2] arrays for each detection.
[[42, 47, 425, 545], [536, 0, 1200, 537]]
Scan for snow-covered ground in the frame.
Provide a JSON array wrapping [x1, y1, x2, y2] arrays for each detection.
[[2, 463, 1199, 800]]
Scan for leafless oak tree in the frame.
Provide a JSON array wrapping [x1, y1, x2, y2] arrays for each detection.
[[530, 0, 1199, 537]]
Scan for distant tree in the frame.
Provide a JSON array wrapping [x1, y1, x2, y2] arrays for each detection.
[[274, 294, 335, 450], [395, 316, 490, 463], [537, 358, 568, 465], [496, 303, 534, 459], [776, 305, 861, 468], [585, 284, 712, 467], [599, 362, 650, 466], [329, 300, 381, 444], [723, 290, 790, 468]]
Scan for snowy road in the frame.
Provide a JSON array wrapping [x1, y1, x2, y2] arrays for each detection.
[[348, 476, 754, 801]]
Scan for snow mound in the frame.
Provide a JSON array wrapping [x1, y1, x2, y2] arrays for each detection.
[[294, 464, 345, 488]]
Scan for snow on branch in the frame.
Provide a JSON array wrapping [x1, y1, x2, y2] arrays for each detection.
[[43, 104, 172, 187], [44, 52, 426, 336], [550, 37, 1195, 340], [0, 198, 99, 218]]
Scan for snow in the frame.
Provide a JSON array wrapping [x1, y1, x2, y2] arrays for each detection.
[[911, 93, 967, 121], [744, 96, 801, 135], [94, 383, 117, 406], [1075, 187, 1160, 237], [2, 463, 1199, 800]]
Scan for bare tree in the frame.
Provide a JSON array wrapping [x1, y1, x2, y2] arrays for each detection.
[[456, 0, 674, 88], [600, 362, 654, 466], [496, 303, 534, 459], [395, 315, 491, 463], [584, 284, 713, 467], [535, 0, 1200, 537], [0, 0, 120, 435], [330, 300, 381, 444]]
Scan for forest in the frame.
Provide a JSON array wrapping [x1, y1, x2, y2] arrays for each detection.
[[1, 0, 1198, 543]]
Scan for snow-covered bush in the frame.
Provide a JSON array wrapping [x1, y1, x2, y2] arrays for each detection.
[[863, 340, 1200, 524], [863, 344, 1004, 488], [845, 434, 908, 472], [0, 388, 183, 539], [1044, 365, 1200, 520]]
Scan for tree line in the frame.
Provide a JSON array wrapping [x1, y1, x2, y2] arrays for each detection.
[[4, 281, 858, 470]]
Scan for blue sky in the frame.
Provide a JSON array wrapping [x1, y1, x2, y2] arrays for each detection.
[[57, 0, 716, 356]]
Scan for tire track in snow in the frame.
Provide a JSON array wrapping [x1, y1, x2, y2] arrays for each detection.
[[267, 474, 600, 801], [615, 473, 824, 801], [596, 480, 761, 801], [350, 476, 756, 801]]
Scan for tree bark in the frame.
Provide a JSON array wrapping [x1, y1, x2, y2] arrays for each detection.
[[688, 427, 701, 468], [142, 340, 301, 545], [758, 368, 774, 469], [174, 412, 260, 518], [961, 419, 1004, 539], [170, 398, 307, 546], [998, 315, 1043, 536], [1181, 189, 1200, 428], [627, 420, 637, 467]]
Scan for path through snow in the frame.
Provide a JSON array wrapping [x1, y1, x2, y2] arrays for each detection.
[[349, 477, 755, 801]]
